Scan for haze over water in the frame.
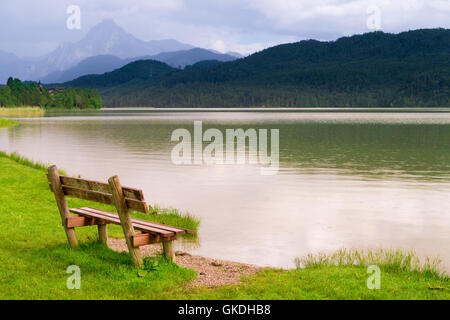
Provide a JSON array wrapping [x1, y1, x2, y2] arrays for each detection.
[[1, 110, 449, 270]]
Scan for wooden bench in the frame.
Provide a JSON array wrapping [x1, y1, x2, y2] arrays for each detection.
[[47, 165, 195, 268]]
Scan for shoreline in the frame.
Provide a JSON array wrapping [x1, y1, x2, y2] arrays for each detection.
[[100, 107, 450, 113]]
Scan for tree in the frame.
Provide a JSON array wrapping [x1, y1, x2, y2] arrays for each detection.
[[1, 78, 102, 109]]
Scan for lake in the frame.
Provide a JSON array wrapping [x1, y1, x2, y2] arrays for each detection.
[[1, 109, 449, 270]]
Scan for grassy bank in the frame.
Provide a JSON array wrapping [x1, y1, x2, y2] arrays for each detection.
[[0, 152, 448, 299], [0, 119, 18, 127], [0, 107, 44, 117]]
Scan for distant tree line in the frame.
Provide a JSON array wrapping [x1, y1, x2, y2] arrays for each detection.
[[0, 77, 102, 109], [103, 81, 448, 108]]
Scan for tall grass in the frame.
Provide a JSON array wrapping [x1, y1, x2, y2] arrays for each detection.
[[295, 248, 448, 279], [0, 106, 44, 117], [148, 204, 201, 232]]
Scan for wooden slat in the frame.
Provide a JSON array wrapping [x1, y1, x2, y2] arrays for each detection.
[[132, 233, 177, 247], [63, 185, 113, 205], [60, 175, 145, 200], [61, 176, 111, 194], [67, 216, 91, 228], [70, 208, 175, 237], [85, 207, 186, 234], [131, 214, 195, 234], [125, 198, 149, 213], [62, 185, 149, 213], [66, 216, 106, 228]]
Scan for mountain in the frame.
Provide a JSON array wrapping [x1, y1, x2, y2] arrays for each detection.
[[41, 48, 238, 83], [66, 60, 176, 88], [41, 19, 193, 72], [0, 19, 194, 83], [0, 50, 19, 65], [188, 60, 224, 68], [65, 29, 450, 108], [148, 48, 237, 68], [64, 57, 237, 88], [0, 50, 34, 84], [226, 51, 245, 58], [41, 55, 125, 83], [210, 49, 245, 58]]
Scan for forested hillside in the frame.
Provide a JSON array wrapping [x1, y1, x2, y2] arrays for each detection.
[[66, 60, 175, 88], [65, 29, 450, 108], [0, 78, 102, 109]]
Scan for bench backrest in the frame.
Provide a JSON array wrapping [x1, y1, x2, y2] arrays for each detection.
[[48, 174, 149, 213]]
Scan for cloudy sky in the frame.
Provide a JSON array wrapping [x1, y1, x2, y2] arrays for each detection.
[[1, 0, 449, 57]]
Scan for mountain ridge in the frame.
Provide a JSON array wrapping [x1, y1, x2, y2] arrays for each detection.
[[0, 19, 194, 83], [64, 28, 450, 108], [41, 48, 238, 83]]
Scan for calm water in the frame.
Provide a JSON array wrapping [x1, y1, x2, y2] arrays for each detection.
[[1, 110, 450, 270]]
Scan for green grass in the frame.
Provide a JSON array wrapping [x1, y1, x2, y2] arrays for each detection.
[[0, 119, 18, 127], [181, 266, 448, 300], [0, 152, 448, 299]]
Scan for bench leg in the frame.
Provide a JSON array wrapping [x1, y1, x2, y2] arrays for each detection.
[[98, 224, 108, 245], [65, 228, 79, 249], [162, 240, 176, 263], [109, 175, 143, 269], [47, 166, 79, 249]]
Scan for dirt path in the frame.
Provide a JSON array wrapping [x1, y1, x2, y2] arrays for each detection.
[[108, 238, 263, 288]]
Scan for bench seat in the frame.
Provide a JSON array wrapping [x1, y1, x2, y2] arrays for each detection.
[[69, 207, 194, 247]]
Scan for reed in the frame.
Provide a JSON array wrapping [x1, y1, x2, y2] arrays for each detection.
[[0, 106, 45, 117], [148, 204, 201, 232], [295, 248, 448, 278]]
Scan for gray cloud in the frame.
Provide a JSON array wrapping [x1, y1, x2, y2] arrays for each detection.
[[1, 0, 448, 57]]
